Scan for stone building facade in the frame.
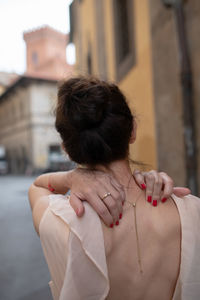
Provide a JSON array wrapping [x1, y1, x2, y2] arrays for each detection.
[[69, 0, 200, 194], [0, 76, 69, 173], [0, 72, 18, 95], [0, 26, 73, 174]]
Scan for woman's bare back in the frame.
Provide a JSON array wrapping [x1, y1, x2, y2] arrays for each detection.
[[102, 192, 181, 300]]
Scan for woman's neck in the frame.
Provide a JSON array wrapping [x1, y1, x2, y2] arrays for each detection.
[[91, 159, 139, 190]]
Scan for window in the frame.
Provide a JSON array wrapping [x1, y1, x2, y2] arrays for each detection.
[[49, 145, 61, 156], [12, 105, 15, 120], [32, 52, 38, 65], [20, 102, 24, 117], [113, 0, 135, 81], [69, 2, 75, 43], [94, 0, 107, 79], [87, 44, 92, 75]]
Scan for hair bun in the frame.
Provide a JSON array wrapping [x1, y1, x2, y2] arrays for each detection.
[[56, 76, 134, 166], [64, 85, 108, 131], [79, 129, 112, 165]]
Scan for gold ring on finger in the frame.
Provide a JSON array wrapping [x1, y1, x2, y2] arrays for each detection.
[[102, 192, 111, 200]]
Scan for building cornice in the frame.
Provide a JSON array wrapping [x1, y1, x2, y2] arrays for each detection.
[[0, 75, 58, 103]]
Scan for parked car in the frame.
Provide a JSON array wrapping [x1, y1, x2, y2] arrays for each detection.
[[0, 146, 8, 174]]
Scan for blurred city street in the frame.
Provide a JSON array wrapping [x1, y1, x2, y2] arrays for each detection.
[[0, 0, 199, 299], [0, 176, 52, 300]]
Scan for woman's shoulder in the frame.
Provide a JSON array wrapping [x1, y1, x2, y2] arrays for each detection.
[[172, 193, 200, 211], [40, 193, 102, 237], [48, 193, 71, 212], [37, 194, 70, 236], [172, 193, 200, 230]]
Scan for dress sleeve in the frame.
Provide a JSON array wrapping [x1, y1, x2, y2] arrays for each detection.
[[39, 195, 70, 299], [40, 194, 110, 300], [172, 194, 200, 300]]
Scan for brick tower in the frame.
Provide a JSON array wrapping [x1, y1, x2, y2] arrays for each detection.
[[23, 26, 73, 80]]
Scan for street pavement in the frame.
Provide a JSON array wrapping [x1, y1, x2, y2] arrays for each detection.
[[0, 176, 52, 300]]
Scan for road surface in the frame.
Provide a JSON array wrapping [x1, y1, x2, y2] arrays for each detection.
[[0, 175, 52, 300]]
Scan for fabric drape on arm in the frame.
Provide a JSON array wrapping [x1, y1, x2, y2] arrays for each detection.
[[172, 194, 200, 300], [39, 194, 109, 300]]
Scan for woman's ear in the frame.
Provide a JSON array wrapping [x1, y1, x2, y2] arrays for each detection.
[[129, 120, 137, 144]]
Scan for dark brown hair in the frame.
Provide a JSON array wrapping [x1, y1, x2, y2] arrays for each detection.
[[55, 76, 134, 166]]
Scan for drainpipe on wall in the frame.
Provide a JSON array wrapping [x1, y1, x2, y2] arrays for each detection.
[[162, 0, 198, 195]]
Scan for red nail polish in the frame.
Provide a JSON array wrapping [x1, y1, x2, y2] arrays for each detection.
[[141, 183, 146, 190], [110, 224, 114, 228], [147, 196, 152, 203], [119, 213, 122, 219], [162, 197, 167, 203], [115, 220, 119, 226], [48, 184, 55, 192], [153, 200, 157, 207]]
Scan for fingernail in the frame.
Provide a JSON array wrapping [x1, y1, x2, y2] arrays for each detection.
[[152, 200, 157, 207], [119, 213, 122, 219], [115, 220, 119, 226], [147, 196, 152, 203], [48, 183, 55, 192], [162, 197, 167, 203], [110, 224, 114, 228], [141, 183, 146, 190]]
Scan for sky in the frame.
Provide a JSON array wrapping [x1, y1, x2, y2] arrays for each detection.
[[0, 0, 74, 74]]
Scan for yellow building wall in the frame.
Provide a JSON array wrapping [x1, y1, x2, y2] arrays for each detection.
[[73, 0, 157, 169], [121, 0, 157, 169], [74, 0, 99, 75]]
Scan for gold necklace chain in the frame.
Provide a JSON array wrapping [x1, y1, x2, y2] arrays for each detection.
[[124, 175, 144, 274], [126, 200, 143, 274]]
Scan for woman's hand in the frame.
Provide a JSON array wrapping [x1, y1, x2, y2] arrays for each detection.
[[133, 169, 191, 207], [69, 168, 125, 227], [68, 168, 190, 226]]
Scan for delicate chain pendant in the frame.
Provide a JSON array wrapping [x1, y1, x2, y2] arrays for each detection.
[[132, 204, 143, 274], [127, 200, 143, 274]]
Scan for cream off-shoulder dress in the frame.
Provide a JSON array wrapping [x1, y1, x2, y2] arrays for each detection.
[[39, 193, 200, 300]]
